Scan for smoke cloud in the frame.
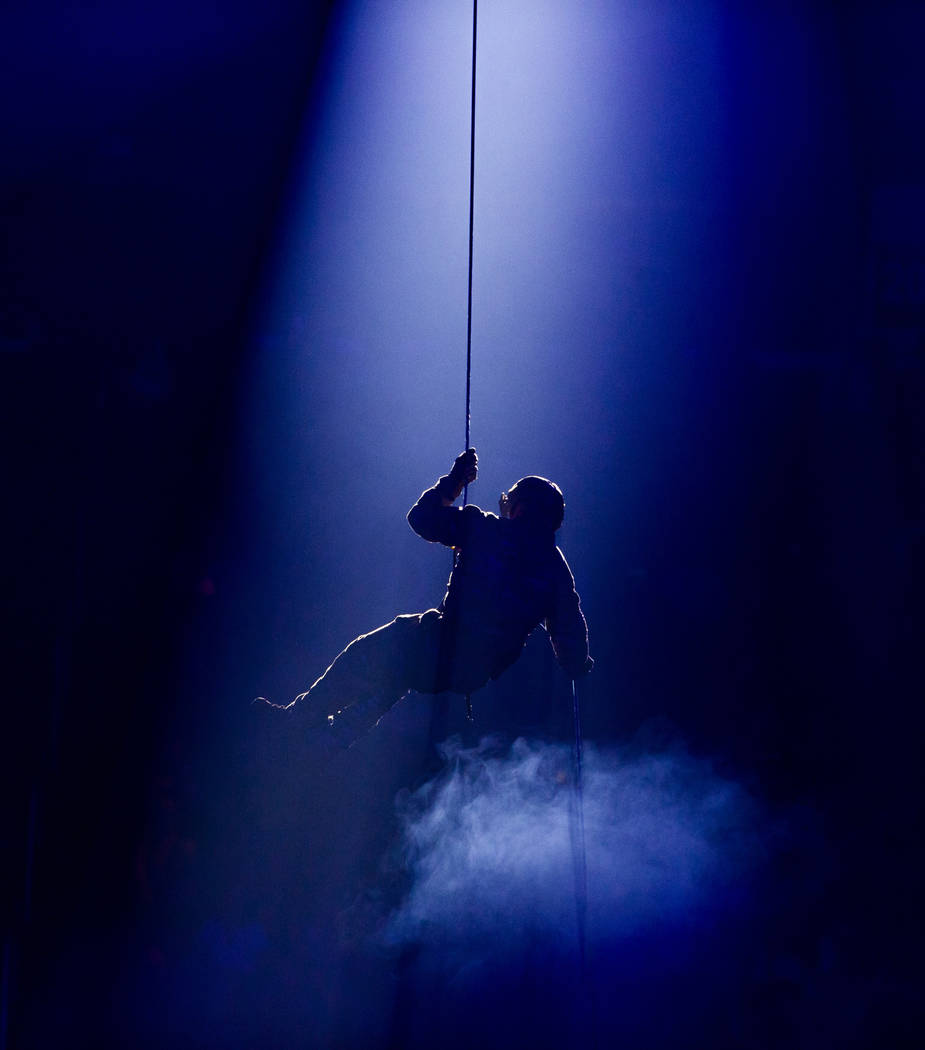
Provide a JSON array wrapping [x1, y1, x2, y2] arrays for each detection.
[[385, 732, 768, 952]]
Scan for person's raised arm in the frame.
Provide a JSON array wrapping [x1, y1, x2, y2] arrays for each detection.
[[407, 448, 478, 546]]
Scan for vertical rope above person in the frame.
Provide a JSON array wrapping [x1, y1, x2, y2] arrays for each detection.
[[462, 0, 477, 509]]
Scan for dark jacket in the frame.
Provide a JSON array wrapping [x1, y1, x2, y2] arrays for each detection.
[[408, 474, 592, 688]]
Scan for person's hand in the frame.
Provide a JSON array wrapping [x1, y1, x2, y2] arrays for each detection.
[[447, 447, 478, 499]]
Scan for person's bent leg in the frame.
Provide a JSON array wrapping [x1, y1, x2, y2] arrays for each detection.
[[291, 614, 436, 750]]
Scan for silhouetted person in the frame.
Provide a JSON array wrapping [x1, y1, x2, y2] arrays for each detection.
[[263, 449, 591, 752]]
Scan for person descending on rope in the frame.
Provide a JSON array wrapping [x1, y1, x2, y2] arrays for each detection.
[[261, 448, 592, 754]]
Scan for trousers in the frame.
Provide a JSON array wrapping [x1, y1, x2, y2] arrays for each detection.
[[301, 609, 486, 748]]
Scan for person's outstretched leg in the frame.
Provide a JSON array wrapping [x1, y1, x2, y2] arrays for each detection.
[[259, 610, 451, 766], [299, 618, 411, 712], [265, 613, 444, 756]]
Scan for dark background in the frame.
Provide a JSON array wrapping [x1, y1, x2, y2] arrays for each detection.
[[3, 1, 922, 1046]]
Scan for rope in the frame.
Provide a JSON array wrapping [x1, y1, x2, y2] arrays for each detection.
[[462, 0, 478, 723], [571, 678, 589, 973], [463, 0, 477, 482]]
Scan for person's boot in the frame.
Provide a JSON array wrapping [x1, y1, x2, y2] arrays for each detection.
[[326, 690, 406, 751], [253, 689, 404, 770], [252, 691, 335, 774]]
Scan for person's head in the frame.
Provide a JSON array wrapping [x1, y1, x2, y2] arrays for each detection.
[[499, 476, 565, 531]]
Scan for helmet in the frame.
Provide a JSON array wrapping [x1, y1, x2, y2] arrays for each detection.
[[503, 476, 565, 531]]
